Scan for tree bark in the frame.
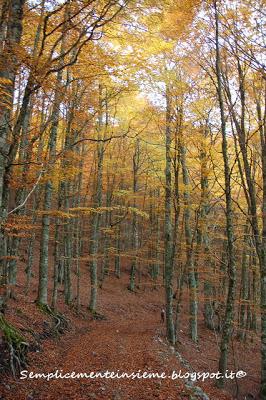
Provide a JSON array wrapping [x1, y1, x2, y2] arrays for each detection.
[[214, 0, 237, 387], [164, 86, 175, 345]]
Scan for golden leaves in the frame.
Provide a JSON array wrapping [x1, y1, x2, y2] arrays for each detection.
[[0, 77, 13, 110], [0, 77, 13, 85], [36, 210, 75, 218]]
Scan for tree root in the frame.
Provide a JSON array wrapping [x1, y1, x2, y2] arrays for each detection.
[[90, 310, 107, 320], [0, 314, 28, 377], [37, 303, 69, 336]]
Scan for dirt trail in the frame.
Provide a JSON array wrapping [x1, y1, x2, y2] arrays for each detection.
[[0, 275, 256, 399]]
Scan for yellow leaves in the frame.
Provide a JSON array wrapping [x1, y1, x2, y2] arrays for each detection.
[[101, 227, 114, 236], [113, 190, 131, 198], [0, 77, 13, 86], [127, 207, 149, 219], [0, 77, 13, 110], [224, 9, 237, 21], [106, 247, 119, 256], [69, 205, 149, 220], [61, 165, 81, 181], [158, 0, 201, 40], [189, 97, 213, 119], [39, 156, 81, 189], [70, 207, 101, 215], [36, 210, 75, 218]]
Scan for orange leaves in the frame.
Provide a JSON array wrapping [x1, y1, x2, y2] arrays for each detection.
[[4, 217, 37, 238]]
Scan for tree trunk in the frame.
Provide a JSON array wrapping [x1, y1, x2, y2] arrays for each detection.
[[88, 85, 104, 312], [214, 0, 237, 387], [129, 138, 140, 292], [180, 140, 198, 343], [0, 0, 25, 280], [164, 86, 175, 345], [37, 75, 64, 306]]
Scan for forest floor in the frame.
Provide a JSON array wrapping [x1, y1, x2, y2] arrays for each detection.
[[0, 260, 261, 400]]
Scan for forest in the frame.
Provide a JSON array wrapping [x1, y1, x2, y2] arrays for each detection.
[[0, 0, 265, 399]]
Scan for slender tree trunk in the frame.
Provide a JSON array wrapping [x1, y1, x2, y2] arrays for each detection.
[[25, 103, 46, 294], [73, 141, 84, 311], [88, 85, 104, 312], [51, 182, 63, 309], [7, 104, 32, 289], [115, 226, 121, 278], [214, 0, 237, 387], [258, 84, 266, 398], [197, 125, 214, 330], [37, 72, 64, 306], [129, 139, 140, 292], [63, 180, 73, 305], [101, 181, 112, 285], [238, 223, 250, 340], [180, 140, 198, 343], [164, 86, 175, 345]]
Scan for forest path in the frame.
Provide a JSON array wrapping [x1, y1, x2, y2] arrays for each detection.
[[26, 282, 185, 400], [1, 275, 236, 399]]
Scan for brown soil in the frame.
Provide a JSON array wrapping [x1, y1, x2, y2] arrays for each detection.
[[0, 260, 260, 400]]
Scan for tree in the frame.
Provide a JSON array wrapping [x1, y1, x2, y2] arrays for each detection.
[[214, 0, 237, 387]]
